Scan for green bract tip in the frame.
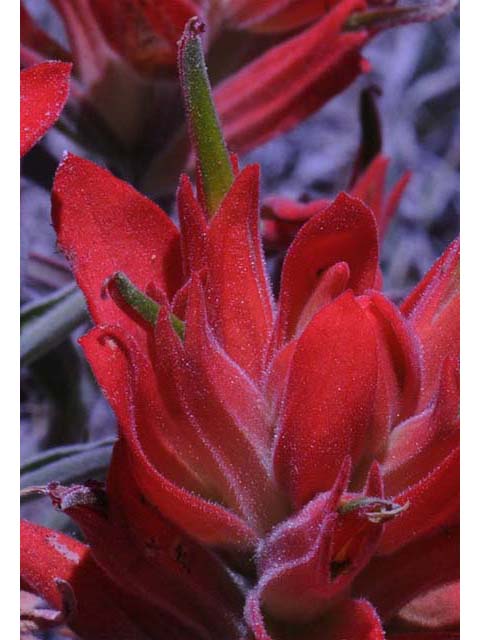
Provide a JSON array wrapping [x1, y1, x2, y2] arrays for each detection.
[[111, 272, 185, 340], [178, 17, 234, 218]]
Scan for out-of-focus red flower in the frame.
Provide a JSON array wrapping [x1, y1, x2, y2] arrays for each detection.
[[20, 17, 459, 640], [262, 154, 412, 252], [21, 0, 457, 190], [20, 60, 71, 157]]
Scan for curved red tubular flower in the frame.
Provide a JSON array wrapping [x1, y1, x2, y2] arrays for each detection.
[[21, 17, 459, 640], [20, 61, 72, 157]]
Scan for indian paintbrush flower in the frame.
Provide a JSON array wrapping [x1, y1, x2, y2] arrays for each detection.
[[21, 15, 459, 640]]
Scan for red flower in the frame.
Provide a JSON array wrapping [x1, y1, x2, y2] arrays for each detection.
[[20, 60, 71, 157], [21, 18, 459, 640]]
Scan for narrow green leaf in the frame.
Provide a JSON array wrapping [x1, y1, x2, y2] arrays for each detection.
[[111, 272, 185, 339], [178, 17, 234, 217], [20, 288, 89, 367]]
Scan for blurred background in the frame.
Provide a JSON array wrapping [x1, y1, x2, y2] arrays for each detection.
[[20, 3, 459, 536]]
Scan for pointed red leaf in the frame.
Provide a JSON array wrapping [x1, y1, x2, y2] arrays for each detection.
[[382, 357, 459, 496], [205, 164, 274, 382], [358, 291, 422, 462], [378, 446, 459, 555], [80, 324, 258, 550], [274, 193, 378, 348], [52, 154, 182, 347], [181, 276, 287, 532], [20, 61, 71, 157], [401, 239, 459, 408], [274, 291, 378, 508], [177, 174, 208, 277], [251, 460, 392, 625]]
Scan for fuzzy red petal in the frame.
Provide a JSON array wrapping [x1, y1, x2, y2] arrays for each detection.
[[46, 459, 243, 639], [214, 0, 368, 155], [21, 520, 155, 639], [52, 154, 182, 346], [378, 446, 459, 555], [401, 239, 459, 408], [274, 291, 378, 508], [274, 193, 378, 348], [81, 325, 258, 549], [205, 165, 274, 382], [177, 174, 208, 277], [358, 291, 421, 463], [382, 357, 459, 496], [251, 461, 390, 624], [20, 61, 71, 157]]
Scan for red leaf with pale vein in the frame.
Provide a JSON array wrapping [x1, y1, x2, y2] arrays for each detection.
[[401, 238, 459, 408], [378, 446, 459, 555], [250, 460, 388, 625], [274, 291, 378, 508], [382, 357, 459, 496], [214, 0, 368, 155], [20, 61, 71, 157], [359, 291, 421, 460], [354, 526, 459, 622], [80, 324, 258, 550], [52, 154, 182, 347], [274, 192, 378, 349], [181, 276, 287, 532], [205, 164, 274, 382]]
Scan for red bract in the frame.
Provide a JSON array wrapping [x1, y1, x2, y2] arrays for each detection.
[[21, 17, 459, 640], [20, 60, 71, 157]]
